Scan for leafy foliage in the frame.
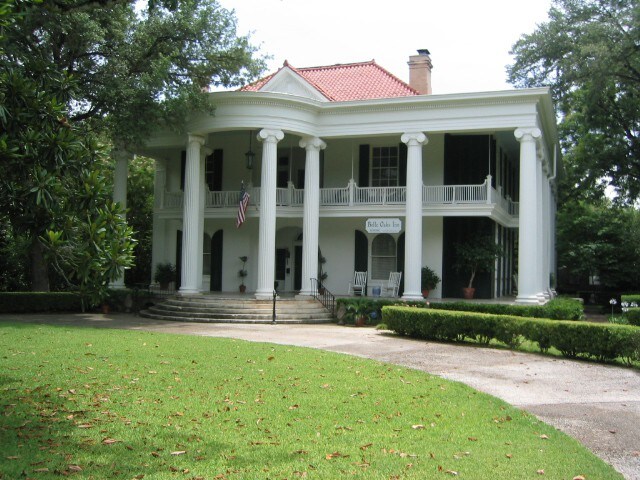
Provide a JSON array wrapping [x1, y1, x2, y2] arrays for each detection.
[[1, 0, 265, 146], [556, 200, 640, 290], [453, 236, 503, 289], [125, 155, 155, 286], [508, 0, 640, 203]]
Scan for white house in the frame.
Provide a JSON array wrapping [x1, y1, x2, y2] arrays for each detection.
[[116, 50, 559, 304]]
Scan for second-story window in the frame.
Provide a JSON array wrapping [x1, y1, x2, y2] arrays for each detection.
[[371, 146, 399, 187]]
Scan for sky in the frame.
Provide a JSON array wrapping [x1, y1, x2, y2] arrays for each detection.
[[217, 0, 553, 95]]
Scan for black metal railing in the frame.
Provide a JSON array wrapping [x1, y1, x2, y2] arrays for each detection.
[[311, 278, 336, 316]]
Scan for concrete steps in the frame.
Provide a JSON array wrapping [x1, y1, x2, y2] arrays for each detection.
[[140, 295, 335, 324]]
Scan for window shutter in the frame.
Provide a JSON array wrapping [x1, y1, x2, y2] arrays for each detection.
[[399, 142, 407, 186], [358, 144, 370, 187], [212, 149, 223, 191], [354, 230, 368, 272]]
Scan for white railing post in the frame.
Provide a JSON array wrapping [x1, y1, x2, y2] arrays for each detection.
[[486, 175, 492, 204], [348, 179, 355, 206]]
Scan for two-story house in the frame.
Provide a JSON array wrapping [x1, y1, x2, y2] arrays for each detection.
[[117, 50, 559, 304]]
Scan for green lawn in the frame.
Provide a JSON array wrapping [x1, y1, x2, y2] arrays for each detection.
[[0, 323, 622, 479]]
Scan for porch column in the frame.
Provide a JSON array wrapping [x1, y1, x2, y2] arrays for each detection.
[[111, 148, 132, 289], [298, 136, 326, 296], [401, 132, 428, 300], [179, 134, 205, 295], [255, 129, 284, 299], [514, 127, 542, 304]]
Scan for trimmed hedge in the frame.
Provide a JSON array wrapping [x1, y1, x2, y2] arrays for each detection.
[[621, 294, 640, 304], [0, 292, 84, 313], [384, 306, 640, 365], [431, 297, 584, 321], [627, 308, 640, 327]]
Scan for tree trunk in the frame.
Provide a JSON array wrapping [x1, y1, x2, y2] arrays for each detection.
[[30, 237, 50, 291]]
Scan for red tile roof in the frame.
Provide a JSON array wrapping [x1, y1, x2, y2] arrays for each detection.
[[240, 60, 420, 101]]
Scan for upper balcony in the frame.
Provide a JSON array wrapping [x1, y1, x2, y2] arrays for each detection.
[[157, 175, 519, 226]]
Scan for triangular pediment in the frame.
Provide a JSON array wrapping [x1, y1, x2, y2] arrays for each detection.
[[259, 67, 329, 102]]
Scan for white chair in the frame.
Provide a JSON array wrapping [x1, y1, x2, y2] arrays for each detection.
[[348, 271, 368, 296], [382, 271, 402, 297]]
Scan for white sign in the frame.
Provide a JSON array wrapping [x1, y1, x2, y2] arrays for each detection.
[[365, 218, 402, 234]]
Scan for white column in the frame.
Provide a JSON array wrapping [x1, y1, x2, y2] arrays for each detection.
[[255, 129, 284, 299], [401, 132, 428, 300], [151, 159, 167, 284], [541, 166, 551, 299], [179, 134, 205, 295], [196, 147, 210, 292], [111, 148, 132, 289], [298, 136, 326, 296], [514, 127, 542, 304]]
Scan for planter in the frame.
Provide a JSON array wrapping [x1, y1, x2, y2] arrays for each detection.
[[101, 303, 110, 314], [355, 316, 367, 327], [462, 287, 475, 299], [239, 285, 246, 293], [422, 289, 430, 298]]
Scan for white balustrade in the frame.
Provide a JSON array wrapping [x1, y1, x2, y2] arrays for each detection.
[[160, 178, 518, 216]]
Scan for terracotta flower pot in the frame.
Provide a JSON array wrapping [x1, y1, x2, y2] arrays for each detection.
[[422, 289, 430, 298], [355, 316, 367, 327], [462, 287, 475, 299], [239, 285, 246, 293]]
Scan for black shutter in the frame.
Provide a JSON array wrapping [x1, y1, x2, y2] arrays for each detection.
[[180, 150, 186, 191], [354, 230, 368, 272], [212, 149, 223, 191], [210, 230, 223, 291], [399, 142, 407, 186], [358, 144, 370, 187]]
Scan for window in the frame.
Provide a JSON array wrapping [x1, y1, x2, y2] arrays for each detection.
[[371, 234, 396, 279], [371, 146, 399, 187]]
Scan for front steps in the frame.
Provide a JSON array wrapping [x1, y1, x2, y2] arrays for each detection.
[[140, 295, 335, 324]]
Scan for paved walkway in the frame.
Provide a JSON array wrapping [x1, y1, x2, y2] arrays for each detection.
[[2, 313, 639, 479]]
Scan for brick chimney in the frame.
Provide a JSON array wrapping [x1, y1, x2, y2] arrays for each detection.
[[408, 49, 433, 94]]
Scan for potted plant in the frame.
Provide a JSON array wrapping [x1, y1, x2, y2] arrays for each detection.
[[421, 266, 440, 298], [345, 300, 373, 327], [238, 256, 248, 293], [453, 237, 503, 299], [154, 262, 176, 290]]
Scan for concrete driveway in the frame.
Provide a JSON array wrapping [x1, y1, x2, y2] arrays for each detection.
[[2, 313, 639, 479]]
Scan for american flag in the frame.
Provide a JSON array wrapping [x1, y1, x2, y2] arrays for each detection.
[[236, 183, 250, 228]]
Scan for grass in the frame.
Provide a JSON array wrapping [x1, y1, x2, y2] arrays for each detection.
[[0, 322, 623, 479]]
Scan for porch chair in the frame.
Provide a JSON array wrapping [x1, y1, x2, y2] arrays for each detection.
[[348, 271, 368, 296], [382, 271, 402, 297]]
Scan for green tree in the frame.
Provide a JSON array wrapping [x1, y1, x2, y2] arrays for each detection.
[[557, 200, 640, 290], [0, 0, 264, 291], [2, 0, 265, 146], [508, 0, 640, 204], [125, 155, 155, 286]]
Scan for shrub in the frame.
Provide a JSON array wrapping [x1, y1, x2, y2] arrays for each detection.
[[621, 294, 640, 305], [383, 306, 640, 364], [428, 297, 584, 321], [0, 292, 83, 313], [627, 308, 640, 327]]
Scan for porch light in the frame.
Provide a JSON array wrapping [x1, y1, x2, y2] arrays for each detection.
[[245, 130, 255, 169]]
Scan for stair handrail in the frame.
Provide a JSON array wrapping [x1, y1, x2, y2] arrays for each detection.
[[311, 278, 335, 316]]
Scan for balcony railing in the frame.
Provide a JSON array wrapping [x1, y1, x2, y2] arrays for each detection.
[[159, 175, 519, 215]]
